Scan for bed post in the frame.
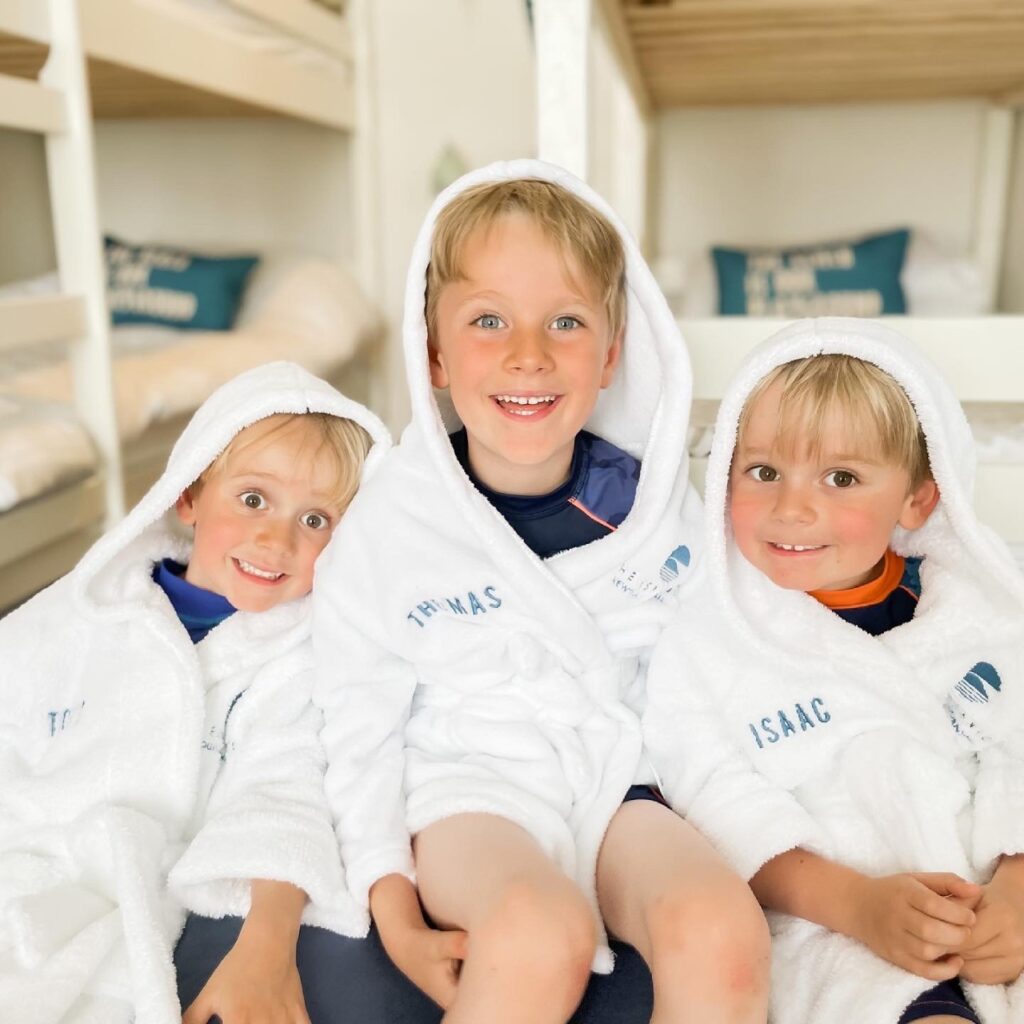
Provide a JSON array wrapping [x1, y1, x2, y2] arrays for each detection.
[[42, 0, 124, 525], [973, 104, 1015, 313], [533, 0, 592, 180]]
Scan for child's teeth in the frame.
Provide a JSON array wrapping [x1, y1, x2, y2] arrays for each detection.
[[496, 395, 556, 405], [776, 544, 821, 552], [239, 559, 283, 579]]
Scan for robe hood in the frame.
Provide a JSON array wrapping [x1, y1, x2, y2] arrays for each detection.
[[704, 316, 1024, 645], [400, 159, 693, 565], [71, 360, 390, 611]]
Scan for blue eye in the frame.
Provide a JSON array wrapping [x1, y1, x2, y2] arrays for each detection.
[[240, 490, 267, 510], [472, 314, 505, 330], [551, 315, 582, 331], [824, 470, 857, 488], [746, 465, 779, 483], [301, 511, 331, 531]]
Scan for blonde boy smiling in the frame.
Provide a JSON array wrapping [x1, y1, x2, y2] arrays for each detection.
[[316, 167, 768, 1024], [644, 324, 1024, 1024]]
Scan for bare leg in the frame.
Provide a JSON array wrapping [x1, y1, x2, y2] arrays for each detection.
[[596, 801, 770, 1023], [415, 813, 596, 1024]]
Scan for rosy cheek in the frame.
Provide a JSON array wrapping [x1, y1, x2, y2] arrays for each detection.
[[828, 504, 884, 544], [728, 490, 761, 552]]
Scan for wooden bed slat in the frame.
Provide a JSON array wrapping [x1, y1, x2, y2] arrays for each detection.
[[79, 0, 353, 128], [0, 69, 65, 133], [0, 296, 87, 354], [0, 4, 50, 47], [621, 0, 1024, 107]]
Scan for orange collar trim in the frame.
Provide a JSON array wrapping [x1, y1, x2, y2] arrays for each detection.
[[811, 549, 906, 610]]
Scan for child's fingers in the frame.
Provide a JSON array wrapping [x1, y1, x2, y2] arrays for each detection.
[[913, 872, 983, 901], [909, 881, 977, 927], [960, 952, 1023, 986], [894, 950, 964, 983], [904, 912, 972, 957]]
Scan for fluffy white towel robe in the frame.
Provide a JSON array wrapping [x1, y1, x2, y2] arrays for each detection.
[[644, 318, 1024, 1023], [314, 160, 704, 971], [0, 362, 389, 1024]]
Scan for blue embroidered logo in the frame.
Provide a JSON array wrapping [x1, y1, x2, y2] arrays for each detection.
[[47, 701, 85, 737], [953, 661, 1001, 704], [945, 661, 1002, 743], [407, 586, 502, 629], [748, 698, 831, 749], [659, 545, 691, 583]]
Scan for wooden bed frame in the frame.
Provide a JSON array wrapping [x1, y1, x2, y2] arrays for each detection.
[[0, 0, 377, 612], [530, 0, 1024, 547]]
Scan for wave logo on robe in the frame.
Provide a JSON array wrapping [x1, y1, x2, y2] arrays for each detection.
[[944, 661, 1002, 745], [659, 545, 691, 583]]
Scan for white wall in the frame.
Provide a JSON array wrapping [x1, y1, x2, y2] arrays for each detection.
[[362, 0, 536, 431], [0, 131, 55, 285], [95, 119, 353, 261], [654, 101, 993, 305]]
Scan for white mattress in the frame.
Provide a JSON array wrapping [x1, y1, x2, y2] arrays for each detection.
[[0, 258, 378, 513]]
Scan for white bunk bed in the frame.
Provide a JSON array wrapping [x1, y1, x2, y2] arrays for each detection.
[[531, 0, 1024, 552], [0, 0, 377, 611]]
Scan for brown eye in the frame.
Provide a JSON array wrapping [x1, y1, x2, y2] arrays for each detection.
[[826, 470, 856, 488], [747, 465, 779, 483], [301, 512, 330, 531], [240, 491, 266, 510]]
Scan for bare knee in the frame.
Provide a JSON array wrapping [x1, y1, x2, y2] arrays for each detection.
[[473, 877, 596, 1009], [645, 874, 770, 998]]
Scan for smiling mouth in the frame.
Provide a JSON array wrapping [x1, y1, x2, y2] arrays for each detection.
[[769, 543, 825, 553], [492, 394, 560, 417], [234, 558, 286, 582]]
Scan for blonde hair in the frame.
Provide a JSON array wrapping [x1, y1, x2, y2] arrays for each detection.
[[194, 412, 372, 512], [737, 354, 931, 487], [425, 179, 627, 337]]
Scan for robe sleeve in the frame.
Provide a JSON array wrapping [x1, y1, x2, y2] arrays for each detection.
[[643, 620, 828, 881], [312, 543, 418, 909]]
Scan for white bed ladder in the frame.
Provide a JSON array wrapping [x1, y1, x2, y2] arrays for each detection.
[[0, 0, 124, 526]]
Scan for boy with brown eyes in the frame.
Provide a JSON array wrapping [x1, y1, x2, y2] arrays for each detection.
[[645, 319, 1024, 1024], [0, 363, 439, 1024]]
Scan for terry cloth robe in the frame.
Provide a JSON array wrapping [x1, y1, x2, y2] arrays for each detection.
[[643, 318, 1024, 1024], [313, 159, 704, 972], [0, 362, 389, 1024]]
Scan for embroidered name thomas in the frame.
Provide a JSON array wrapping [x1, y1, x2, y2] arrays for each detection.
[[748, 697, 831, 749], [406, 586, 502, 628]]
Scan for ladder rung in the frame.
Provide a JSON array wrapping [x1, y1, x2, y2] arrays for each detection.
[[0, 295, 87, 354], [0, 3, 50, 45], [0, 72, 66, 134]]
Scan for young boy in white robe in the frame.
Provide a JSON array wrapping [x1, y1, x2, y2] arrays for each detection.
[[644, 318, 1024, 1024], [0, 362, 411, 1024], [314, 161, 770, 1024]]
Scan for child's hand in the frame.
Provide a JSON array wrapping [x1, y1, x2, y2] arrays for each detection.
[[847, 872, 980, 980], [379, 920, 467, 1009], [181, 932, 309, 1024], [958, 857, 1024, 985]]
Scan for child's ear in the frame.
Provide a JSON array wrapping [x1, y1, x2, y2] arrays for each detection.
[[428, 339, 449, 389], [175, 488, 198, 527], [899, 477, 940, 530], [599, 330, 624, 389]]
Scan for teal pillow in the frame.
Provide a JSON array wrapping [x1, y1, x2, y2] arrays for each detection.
[[105, 237, 259, 330], [712, 229, 910, 317]]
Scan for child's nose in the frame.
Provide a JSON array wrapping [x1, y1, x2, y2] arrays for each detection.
[[256, 517, 296, 553], [505, 325, 553, 373], [772, 483, 815, 524]]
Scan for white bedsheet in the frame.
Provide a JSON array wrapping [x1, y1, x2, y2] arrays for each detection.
[[0, 259, 378, 513]]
